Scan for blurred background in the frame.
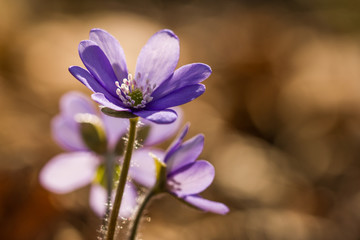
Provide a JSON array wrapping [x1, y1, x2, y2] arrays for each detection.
[[2, 0, 360, 239]]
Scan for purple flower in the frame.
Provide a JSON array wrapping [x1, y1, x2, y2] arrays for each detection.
[[130, 125, 229, 215], [39, 91, 182, 217], [69, 28, 211, 124]]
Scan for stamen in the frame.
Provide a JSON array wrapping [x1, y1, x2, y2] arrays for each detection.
[[115, 72, 156, 109]]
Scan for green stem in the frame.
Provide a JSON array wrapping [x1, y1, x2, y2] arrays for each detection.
[[129, 189, 157, 240], [128, 151, 168, 239], [129, 155, 166, 240], [106, 117, 139, 240]]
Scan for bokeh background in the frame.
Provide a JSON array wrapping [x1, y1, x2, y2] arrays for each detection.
[[2, 0, 360, 239]]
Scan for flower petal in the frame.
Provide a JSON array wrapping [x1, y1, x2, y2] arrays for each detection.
[[39, 152, 99, 194], [135, 29, 179, 88], [69, 66, 124, 106], [91, 93, 129, 112], [165, 123, 190, 161], [182, 195, 229, 215], [51, 115, 87, 151], [129, 148, 165, 188], [101, 113, 129, 148], [135, 109, 177, 124], [60, 91, 97, 119], [147, 84, 205, 110], [89, 28, 128, 82], [89, 184, 109, 217], [168, 160, 214, 196], [78, 40, 119, 97], [141, 107, 183, 146], [165, 134, 204, 173], [89, 183, 137, 218], [152, 63, 211, 100], [69, 66, 103, 93]]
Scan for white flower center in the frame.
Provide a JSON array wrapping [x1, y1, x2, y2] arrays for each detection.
[[115, 73, 155, 109]]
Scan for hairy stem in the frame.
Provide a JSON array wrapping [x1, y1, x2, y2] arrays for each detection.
[[129, 189, 157, 240], [106, 117, 138, 240]]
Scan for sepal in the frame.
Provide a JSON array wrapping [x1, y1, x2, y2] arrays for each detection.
[[151, 153, 167, 192], [77, 114, 107, 154], [93, 163, 121, 190], [101, 107, 137, 118]]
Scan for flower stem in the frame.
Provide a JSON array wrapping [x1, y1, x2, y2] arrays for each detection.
[[128, 150, 167, 239], [106, 117, 139, 240], [129, 189, 157, 240]]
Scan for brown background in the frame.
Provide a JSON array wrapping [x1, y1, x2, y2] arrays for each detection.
[[1, 0, 360, 239]]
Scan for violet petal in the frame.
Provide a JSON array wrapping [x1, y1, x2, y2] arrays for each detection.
[[78, 40, 119, 97], [51, 115, 87, 151], [89, 28, 128, 82], [60, 91, 97, 119], [168, 160, 214, 196], [101, 112, 129, 148], [164, 124, 190, 161], [152, 63, 211, 100], [39, 152, 99, 194], [182, 195, 229, 215], [135, 109, 177, 124], [165, 134, 204, 173], [147, 84, 205, 110], [141, 107, 183, 146], [135, 29, 179, 88], [91, 93, 129, 112], [69, 66, 124, 106]]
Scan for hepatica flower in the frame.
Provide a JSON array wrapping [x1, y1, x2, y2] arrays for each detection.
[[69, 28, 211, 124], [39, 91, 182, 217], [130, 124, 229, 215]]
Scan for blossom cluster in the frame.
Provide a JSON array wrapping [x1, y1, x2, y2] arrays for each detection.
[[40, 28, 229, 239]]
